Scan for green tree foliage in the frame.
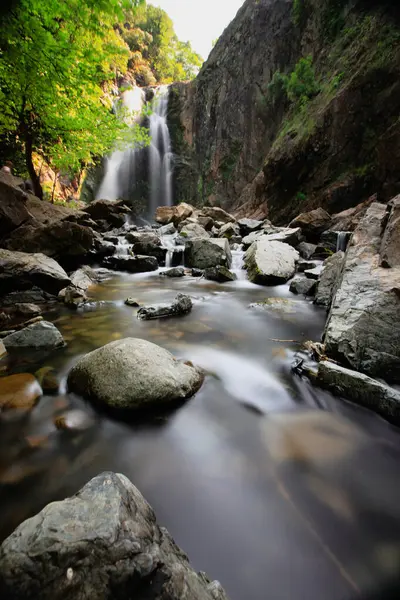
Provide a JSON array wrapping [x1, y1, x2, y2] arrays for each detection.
[[269, 56, 320, 107], [0, 0, 147, 198], [121, 4, 203, 84]]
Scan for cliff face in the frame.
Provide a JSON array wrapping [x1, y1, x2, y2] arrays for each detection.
[[169, 0, 400, 223]]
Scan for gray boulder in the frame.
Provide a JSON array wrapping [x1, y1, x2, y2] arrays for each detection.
[[67, 338, 203, 411], [185, 238, 232, 269], [324, 203, 400, 382], [242, 230, 265, 249], [0, 472, 227, 600], [162, 267, 185, 278], [180, 223, 210, 240], [202, 207, 235, 224], [3, 321, 65, 350], [218, 222, 240, 239], [103, 255, 158, 273], [137, 294, 192, 320], [158, 222, 177, 236], [204, 266, 237, 283], [264, 227, 302, 247], [289, 277, 316, 296], [317, 361, 400, 421], [380, 195, 400, 268], [289, 208, 332, 242], [315, 252, 345, 307], [237, 218, 263, 236], [297, 242, 317, 259], [0, 249, 70, 297], [69, 265, 98, 293], [244, 239, 299, 285]]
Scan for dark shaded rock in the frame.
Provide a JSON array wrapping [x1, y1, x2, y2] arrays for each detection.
[[0, 472, 227, 600], [68, 338, 202, 411], [158, 222, 177, 235], [289, 208, 332, 242], [297, 242, 317, 259], [0, 250, 70, 297], [103, 255, 158, 273], [163, 267, 185, 278], [264, 227, 303, 247], [320, 231, 351, 253], [197, 215, 214, 231], [324, 203, 400, 382], [0, 288, 58, 307], [204, 266, 237, 283], [3, 321, 65, 350], [218, 222, 240, 239], [237, 218, 263, 236], [35, 366, 59, 394], [297, 260, 317, 272], [304, 265, 324, 280], [380, 195, 400, 268], [185, 238, 232, 269], [289, 277, 316, 296], [0, 181, 30, 240], [315, 252, 345, 308], [137, 294, 192, 320], [202, 207, 235, 224], [244, 239, 299, 285], [191, 268, 203, 277], [124, 298, 141, 307], [317, 361, 400, 422], [85, 200, 131, 229], [14, 303, 41, 317]]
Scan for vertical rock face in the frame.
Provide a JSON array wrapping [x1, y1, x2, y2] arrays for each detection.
[[170, 0, 400, 221], [0, 472, 228, 600], [324, 203, 400, 382]]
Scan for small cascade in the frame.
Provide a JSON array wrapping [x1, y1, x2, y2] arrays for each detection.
[[336, 231, 350, 252], [231, 246, 246, 280], [96, 87, 146, 202], [115, 237, 131, 256], [149, 86, 173, 216], [160, 233, 184, 268]]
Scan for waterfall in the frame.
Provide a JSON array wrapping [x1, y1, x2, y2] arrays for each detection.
[[149, 86, 173, 216], [336, 231, 350, 252], [96, 87, 145, 202]]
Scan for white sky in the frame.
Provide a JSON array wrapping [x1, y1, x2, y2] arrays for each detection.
[[148, 0, 245, 60]]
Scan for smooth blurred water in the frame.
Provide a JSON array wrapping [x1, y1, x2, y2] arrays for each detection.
[[1, 269, 400, 600]]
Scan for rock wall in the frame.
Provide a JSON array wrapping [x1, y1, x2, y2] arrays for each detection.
[[170, 0, 400, 222]]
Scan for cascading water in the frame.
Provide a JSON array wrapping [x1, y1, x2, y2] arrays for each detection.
[[148, 86, 173, 216], [96, 87, 145, 202]]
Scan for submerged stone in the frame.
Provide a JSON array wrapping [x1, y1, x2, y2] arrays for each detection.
[[137, 293, 192, 320], [204, 266, 237, 283], [0, 373, 42, 411]]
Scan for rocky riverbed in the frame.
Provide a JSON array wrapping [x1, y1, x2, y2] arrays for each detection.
[[1, 180, 400, 599]]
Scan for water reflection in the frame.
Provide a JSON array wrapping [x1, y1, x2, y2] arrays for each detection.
[[0, 270, 400, 600]]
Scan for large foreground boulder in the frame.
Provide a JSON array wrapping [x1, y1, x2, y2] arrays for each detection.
[[68, 338, 203, 411], [0, 249, 70, 297], [184, 238, 232, 269], [324, 203, 400, 382], [244, 239, 299, 285], [0, 472, 228, 600]]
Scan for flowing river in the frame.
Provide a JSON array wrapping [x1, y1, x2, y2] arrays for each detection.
[[1, 264, 400, 600]]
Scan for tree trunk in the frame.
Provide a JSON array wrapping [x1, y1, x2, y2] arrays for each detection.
[[25, 133, 43, 200]]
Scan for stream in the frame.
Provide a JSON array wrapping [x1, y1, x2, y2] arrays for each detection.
[[1, 262, 400, 599]]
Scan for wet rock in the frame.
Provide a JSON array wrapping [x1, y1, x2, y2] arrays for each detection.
[[103, 234, 119, 244], [84, 199, 131, 229], [297, 260, 317, 272], [54, 409, 95, 433], [180, 222, 210, 240], [317, 361, 400, 421], [103, 255, 158, 273], [185, 238, 232, 269], [63, 286, 87, 309], [0, 373, 42, 411], [125, 231, 159, 245], [218, 222, 240, 239], [244, 239, 299, 285], [0, 250, 70, 297], [264, 227, 303, 247], [3, 321, 65, 350], [68, 338, 203, 411], [304, 265, 324, 280], [158, 222, 176, 235], [14, 303, 41, 317], [124, 298, 141, 307], [69, 265, 98, 293], [289, 208, 332, 242], [297, 242, 317, 259], [202, 207, 236, 224], [173, 202, 194, 225], [35, 366, 59, 394], [155, 205, 175, 224], [237, 218, 263, 236], [0, 181, 30, 239], [0, 340, 6, 358], [289, 277, 316, 296], [324, 203, 400, 382], [0, 288, 58, 307], [242, 230, 265, 249], [380, 196, 400, 268], [315, 252, 345, 308], [204, 266, 237, 283], [163, 267, 185, 278], [125, 232, 166, 263], [197, 215, 214, 231], [137, 294, 193, 320], [0, 472, 227, 600], [191, 268, 203, 277]]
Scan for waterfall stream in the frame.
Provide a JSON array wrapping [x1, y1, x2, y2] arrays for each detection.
[[149, 86, 173, 215]]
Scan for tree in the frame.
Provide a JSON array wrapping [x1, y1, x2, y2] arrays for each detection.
[[0, 0, 146, 198]]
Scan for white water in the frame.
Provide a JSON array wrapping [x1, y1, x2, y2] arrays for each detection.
[[96, 88, 146, 202], [159, 233, 184, 268], [336, 231, 349, 252], [149, 86, 173, 216]]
